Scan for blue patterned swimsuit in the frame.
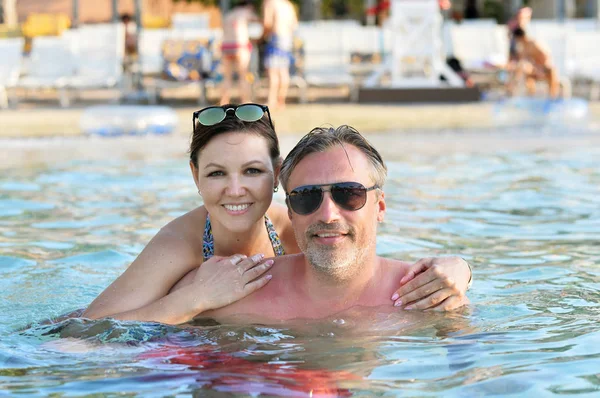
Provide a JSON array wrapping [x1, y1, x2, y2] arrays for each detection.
[[202, 214, 285, 261]]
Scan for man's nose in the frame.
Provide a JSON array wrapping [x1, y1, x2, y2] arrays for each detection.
[[315, 191, 341, 223]]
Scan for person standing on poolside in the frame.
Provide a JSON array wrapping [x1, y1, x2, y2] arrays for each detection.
[[220, 0, 258, 104], [82, 104, 472, 325], [262, 0, 297, 109]]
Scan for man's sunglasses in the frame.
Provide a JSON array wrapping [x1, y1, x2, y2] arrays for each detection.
[[286, 182, 379, 215], [192, 103, 273, 131]]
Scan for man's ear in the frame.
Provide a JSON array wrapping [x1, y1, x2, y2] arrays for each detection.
[[190, 160, 201, 192], [376, 190, 386, 223]]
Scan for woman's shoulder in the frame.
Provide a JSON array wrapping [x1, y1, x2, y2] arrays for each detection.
[[159, 206, 208, 244]]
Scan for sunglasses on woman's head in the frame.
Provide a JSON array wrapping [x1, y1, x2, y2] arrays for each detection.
[[192, 103, 273, 131], [286, 182, 379, 215]]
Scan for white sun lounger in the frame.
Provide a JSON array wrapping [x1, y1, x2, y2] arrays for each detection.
[[66, 24, 125, 100], [140, 29, 218, 105], [18, 36, 76, 107], [0, 38, 24, 109], [296, 22, 357, 101]]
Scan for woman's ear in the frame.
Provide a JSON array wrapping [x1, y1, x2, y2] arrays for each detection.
[[273, 156, 283, 189], [190, 160, 201, 192]]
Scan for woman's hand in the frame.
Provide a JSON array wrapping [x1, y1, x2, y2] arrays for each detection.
[[391, 257, 472, 311], [189, 253, 274, 312]]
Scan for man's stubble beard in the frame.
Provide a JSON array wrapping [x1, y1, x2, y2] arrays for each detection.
[[297, 222, 376, 283]]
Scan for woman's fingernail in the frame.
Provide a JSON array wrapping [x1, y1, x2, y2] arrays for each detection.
[[404, 305, 413, 310], [266, 274, 273, 280], [394, 300, 402, 307], [391, 293, 399, 301], [265, 259, 274, 266]]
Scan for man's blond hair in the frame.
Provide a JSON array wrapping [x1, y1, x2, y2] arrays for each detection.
[[279, 125, 387, 191]]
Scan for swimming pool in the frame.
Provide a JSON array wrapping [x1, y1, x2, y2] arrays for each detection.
[[1, 128, 599, 396]]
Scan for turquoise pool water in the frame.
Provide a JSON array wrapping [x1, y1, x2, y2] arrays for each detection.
[[1, 132, 600, 396]]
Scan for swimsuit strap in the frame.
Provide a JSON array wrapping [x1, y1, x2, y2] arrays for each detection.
[[203, 214, 215, 261], [202, 214, 285, 261], [264, 214, 286, 256]]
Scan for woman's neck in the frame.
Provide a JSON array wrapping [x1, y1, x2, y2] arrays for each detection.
[[210, 215, 272, 257]]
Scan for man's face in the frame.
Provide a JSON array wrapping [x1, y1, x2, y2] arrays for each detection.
[[286, 144, 386, 279]]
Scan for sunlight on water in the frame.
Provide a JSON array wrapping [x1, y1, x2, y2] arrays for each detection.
[[1, 133, 599, 396]]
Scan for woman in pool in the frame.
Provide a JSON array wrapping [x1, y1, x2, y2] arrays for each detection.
[[83, 103, 472, 325]]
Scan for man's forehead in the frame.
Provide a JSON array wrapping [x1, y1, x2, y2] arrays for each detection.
[[288, 145, 371, 186]]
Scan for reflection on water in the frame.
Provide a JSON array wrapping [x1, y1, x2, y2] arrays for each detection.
[[1, 139, 600, 396]]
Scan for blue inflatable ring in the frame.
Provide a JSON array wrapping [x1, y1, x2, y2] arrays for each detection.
[[80, 105, 179, 137]]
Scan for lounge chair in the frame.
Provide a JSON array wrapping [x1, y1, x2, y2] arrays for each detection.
[[145, 36, 217, 105], [18, 36, 76, 107], [171, 13, 211, 30], [66, 24, 125, 101], [296, 22, 356, 101], [0, 38, 24, 109], [568, 31, 600, 99]]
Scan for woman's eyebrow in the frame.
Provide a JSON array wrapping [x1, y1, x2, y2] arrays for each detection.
[[241, 160, 267, 167], [204, 160, 266, 169]]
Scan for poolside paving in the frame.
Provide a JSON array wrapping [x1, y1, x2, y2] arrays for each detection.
[[3, 99, 600, 138], [2, 93, 600, 169]]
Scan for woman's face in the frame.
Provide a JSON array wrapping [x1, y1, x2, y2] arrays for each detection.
[[191, 131, 278, 233]]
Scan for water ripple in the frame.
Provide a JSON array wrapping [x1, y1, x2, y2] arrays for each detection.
[[0, 147, 599, 395]]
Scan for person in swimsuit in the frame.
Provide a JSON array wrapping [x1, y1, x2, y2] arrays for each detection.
[[507, 7, 532, 63], [220, 0, 258, 105], [83, 103, 473, 325], [262, 0, 297, 109], [506, 28, 560, 99]]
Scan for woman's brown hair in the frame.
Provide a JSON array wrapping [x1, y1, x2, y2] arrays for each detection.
[[189, 104, 280, 166]]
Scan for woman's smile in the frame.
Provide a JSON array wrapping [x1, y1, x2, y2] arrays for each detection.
[[223, 203, 252, 215]]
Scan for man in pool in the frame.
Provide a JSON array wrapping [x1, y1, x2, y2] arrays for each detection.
[[197, 126, 470, 322]]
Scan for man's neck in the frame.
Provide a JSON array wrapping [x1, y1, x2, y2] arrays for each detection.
[[300, 251, 380, 306]]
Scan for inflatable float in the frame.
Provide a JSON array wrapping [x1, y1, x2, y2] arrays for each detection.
[[493, 97, 589, 126], [80, 105, 179, 136]]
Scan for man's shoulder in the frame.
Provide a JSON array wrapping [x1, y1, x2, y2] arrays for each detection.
[[377, 256, 412, 277], [378, 256, 411, 268], [272, 253, 304, 271]]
